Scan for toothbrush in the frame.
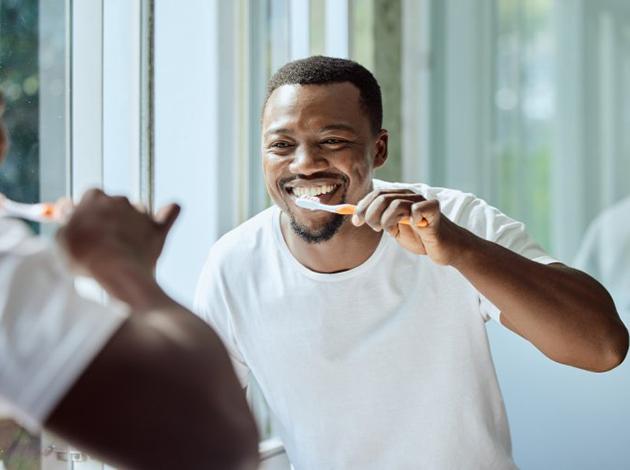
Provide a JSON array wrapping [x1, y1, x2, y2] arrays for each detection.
[[296, 196, 429, 228], [0, 194, 70, 223]]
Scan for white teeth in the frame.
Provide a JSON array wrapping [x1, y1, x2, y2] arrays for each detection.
[[293, 184, 336, 198]]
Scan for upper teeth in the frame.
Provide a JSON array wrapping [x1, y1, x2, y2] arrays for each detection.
[[293, 184, 336, 198]]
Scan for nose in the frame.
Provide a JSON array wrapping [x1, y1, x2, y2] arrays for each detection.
[[288, 144, 329, 175]]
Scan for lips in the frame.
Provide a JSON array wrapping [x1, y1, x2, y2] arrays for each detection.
[[283, 179, 344, 206]]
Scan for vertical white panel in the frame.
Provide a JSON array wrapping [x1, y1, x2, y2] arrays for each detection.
[[270, 0, 291, 72], [325, 0, 349, 58], [290, 0, 310, 59], [216, 0, 239, 235], [102, 0, 141, 198], [39, 0, 69, 204], [72, 0, 103, 197], [599, 12, 616, 207], [154, 0, 221, 306], [401, 0, 430, 183], [553, 0, 586, 261], [247, 0, 271, 219], [443, 0, 492, 196]]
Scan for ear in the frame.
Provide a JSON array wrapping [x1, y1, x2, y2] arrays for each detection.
[[373, 129, 388, 169]]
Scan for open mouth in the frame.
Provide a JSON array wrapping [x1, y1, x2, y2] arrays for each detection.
[[286, 183, 341, 205]]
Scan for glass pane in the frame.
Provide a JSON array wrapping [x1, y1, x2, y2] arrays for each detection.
[[493, 0, 554, 249], [309, 0, 326, 56], [0, 0, 41, 465], [0, 0, 68, 468], [349, 0, 403, 183], [0, 1, 40, 210]]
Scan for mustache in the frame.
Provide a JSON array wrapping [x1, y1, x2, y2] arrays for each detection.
[[279, 172, 348, 187]]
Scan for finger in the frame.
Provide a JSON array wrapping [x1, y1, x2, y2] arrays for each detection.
[[55, 197, 74, 222], [352, 189, 419, 226], [80, 188, 106, 204], [55, 225, 67, 250], [111, 195, 132, 207], [133, 202, 149, 214], [365, 194, 424, 231], [155, 203, 181, 235], [411, 199, 440, 228], [380, 199, 414, 231]]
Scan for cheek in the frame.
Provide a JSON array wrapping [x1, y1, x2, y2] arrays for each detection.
[[343, 151, 373, 184], [262, 154, 287, 199]]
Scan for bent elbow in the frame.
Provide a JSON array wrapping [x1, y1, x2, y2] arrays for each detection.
[[198, 424, 259, 470], [209, 448, 259, 470], [592, 323, 629, 373]]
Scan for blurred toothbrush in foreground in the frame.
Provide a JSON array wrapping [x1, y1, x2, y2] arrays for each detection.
[[0, 194, 72, 223], [296, 195, 429, 228]]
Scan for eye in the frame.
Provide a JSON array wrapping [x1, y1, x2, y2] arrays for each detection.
[[321, 138, 347, 146], [270, 141, 293, 149]]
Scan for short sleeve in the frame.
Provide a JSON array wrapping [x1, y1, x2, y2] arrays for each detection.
[[450, 195, 560, 323], [0, 220, 127, 432], [194, 253, 250, 387]]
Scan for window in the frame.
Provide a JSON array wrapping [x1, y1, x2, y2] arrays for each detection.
[[493, 0, 554, 250], [429, 1, 630, 469], [0, 1, 41, 219], [1, 0, 68, 468]]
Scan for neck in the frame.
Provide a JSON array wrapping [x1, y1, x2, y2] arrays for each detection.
[[280, 211, 383, 273]]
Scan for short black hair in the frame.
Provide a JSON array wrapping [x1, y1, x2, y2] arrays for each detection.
[[265, 55, 383, 134]]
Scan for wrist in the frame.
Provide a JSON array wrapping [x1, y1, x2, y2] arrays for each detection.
[[448, 228, 484, 271], [92, 259, 171, 312]]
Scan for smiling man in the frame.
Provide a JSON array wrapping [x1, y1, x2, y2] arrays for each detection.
[[194, 56, 628, 469]]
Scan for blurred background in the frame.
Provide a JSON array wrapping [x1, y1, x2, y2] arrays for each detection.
[[0, 0, 628, 469]]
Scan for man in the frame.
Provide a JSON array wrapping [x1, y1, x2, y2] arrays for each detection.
[[195, 56, 628, 469], [0, 92, 258, 469]]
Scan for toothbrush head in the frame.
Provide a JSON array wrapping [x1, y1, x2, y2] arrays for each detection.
[[295, 196, 323, 211]]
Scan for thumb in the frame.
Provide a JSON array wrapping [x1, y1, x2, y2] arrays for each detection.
[[154, 203, 181, 236]]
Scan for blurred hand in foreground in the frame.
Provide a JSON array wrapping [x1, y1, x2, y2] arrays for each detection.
[[57, 189, 180, 306]]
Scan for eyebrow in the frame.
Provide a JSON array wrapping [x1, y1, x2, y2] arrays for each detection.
[[264, 127, 291, 138], [264, 123, 358, 138], [319, 124, 357, 133]]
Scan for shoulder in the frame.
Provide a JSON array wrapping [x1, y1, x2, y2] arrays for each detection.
[[0, 218, 35, 252], [207, 206, 276, 266], [0, 218, 65, 272], [372, 179, 490, 225], [195, 207, 277, 304]]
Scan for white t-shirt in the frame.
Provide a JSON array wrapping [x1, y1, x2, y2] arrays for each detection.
[[0, 218, 127, 432], [194, 181, 557, 470]]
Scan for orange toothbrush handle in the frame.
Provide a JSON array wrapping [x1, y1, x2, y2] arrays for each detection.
[[41, 203, 56, 219], [335, 205, 356, 215], [400, 216, 429, 228], [336, 205, 428, 227]]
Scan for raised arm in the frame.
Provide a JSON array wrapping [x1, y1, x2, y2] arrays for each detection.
[[46, 287, 259, 469], [46, 190, 259, 470], [353, 188, 629, 372]]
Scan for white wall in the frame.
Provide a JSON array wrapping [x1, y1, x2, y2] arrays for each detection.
[[154, 0, 224, 306]]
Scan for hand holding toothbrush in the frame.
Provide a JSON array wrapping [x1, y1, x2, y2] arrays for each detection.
[[57, 189, 180, 308], [349, 188, 472, 265]]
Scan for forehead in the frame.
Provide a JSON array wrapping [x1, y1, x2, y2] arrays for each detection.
[[262, 82, 368, 133]]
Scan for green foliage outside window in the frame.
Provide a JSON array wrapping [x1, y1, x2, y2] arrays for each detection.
[[0, 0, 41, 468], [0, 0, 40, 205]]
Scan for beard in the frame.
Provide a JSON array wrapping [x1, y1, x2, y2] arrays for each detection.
[[289, 212, 345, 244], [287, 187, 348, 244]]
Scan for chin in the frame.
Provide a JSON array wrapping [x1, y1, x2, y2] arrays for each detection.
[[294, 212, 336, 230], [289, 212, 345, 244]]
